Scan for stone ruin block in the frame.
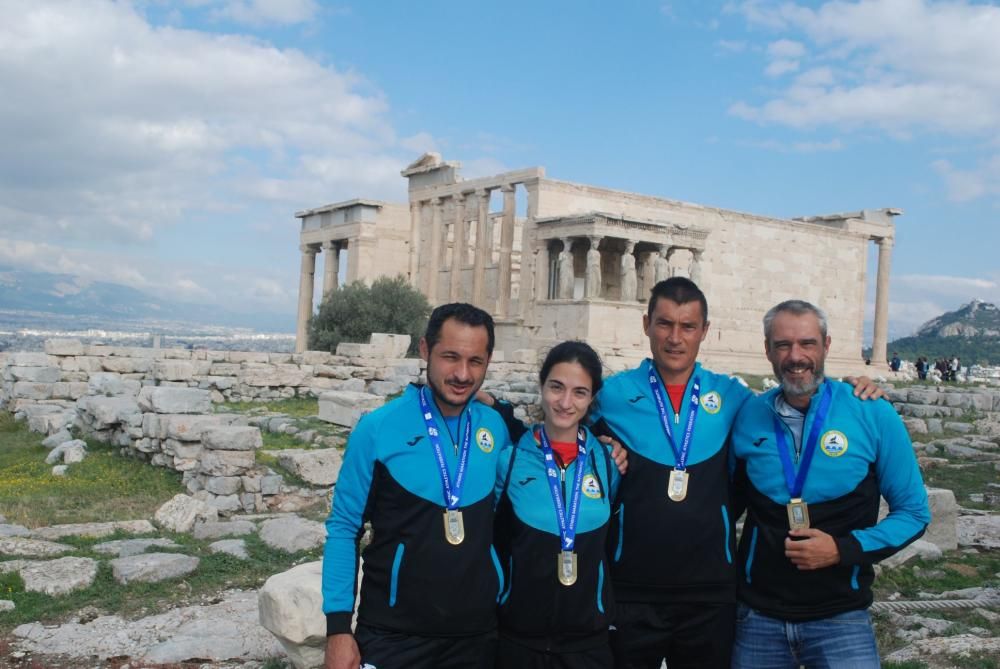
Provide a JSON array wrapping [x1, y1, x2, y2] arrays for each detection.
[[369, 333, 411, 359], [276, 448, 343, 487], [137, 386, 212, 414], [9, 366, 62, 383], [227, 351, 270, 364], [318, 390, 384, 428], [157, 413, 243, 441], [334, 342, 376, 358], [153, 360, 199, 382], [199, 449, 256, 477], [101, 357, 153, 374], [202, 426, 263, 451], [7, 352, 56, 367], [44, 339, 85, 356], [879, 487, 957, 552], [237, 363, 309, 388], [11, 382, 54, 400]]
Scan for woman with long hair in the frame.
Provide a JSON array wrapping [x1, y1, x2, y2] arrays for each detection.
[[491, 340, 620, 668]]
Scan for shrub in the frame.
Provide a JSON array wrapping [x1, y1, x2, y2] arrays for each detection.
[[308, 275, 430, 354]]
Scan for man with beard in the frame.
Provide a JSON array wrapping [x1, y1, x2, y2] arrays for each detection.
[[730, 300, 930, 668], [590, 279, 881, 669], [322, 303, 511, 669]]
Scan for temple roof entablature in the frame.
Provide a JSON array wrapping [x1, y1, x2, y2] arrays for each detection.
[[534, 212, 709, 252]]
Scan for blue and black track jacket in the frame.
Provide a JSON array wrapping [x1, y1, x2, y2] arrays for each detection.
[[731, 379, 931, 621], [322, 384, 512, 637], [591, 360, 752, 604], [493, 426, 621, 652]]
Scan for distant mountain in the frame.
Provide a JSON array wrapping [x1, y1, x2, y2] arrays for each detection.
[[915, 299, 1000, 337], [0, 267, 293, 333], [885, 300, 1000, 366]]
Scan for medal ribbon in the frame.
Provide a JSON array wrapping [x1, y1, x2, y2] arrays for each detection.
[[772, 381, 833, 499], [419, 386, 471, 510], [538, 426, 588, 551], [647, 361, 701, 471]]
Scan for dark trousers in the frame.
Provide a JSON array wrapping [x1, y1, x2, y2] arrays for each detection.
[[355, 623, 497, 669], [612, 601, 736, 669], [496, 632, 613, 669]]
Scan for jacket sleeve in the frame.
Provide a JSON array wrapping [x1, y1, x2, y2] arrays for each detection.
[[835, 401, 930, 566], [322, 412, 378, 635]]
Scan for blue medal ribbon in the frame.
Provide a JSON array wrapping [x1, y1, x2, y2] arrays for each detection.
[[772, 381, 833, 499], [647, 360, 701, 471], [419, 387, 471, 510], [538, 426, 588, 551]]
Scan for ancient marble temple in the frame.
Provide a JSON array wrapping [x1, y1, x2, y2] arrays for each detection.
[[295, 153, 897, 374]]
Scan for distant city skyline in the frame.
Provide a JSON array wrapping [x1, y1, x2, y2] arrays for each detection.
[[1, 0, 998, 341]]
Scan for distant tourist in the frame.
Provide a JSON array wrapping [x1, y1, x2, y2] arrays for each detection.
[[729, 299, 930, 668], [890, 352, 901, 372], [916, 356, 928, 381], [949, 355, 960, 382]]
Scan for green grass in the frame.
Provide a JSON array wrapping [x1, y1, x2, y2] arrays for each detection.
[[921, 463, 1000, 510], [0, 414, 184, 528], [873, 550, 1000, 599], [261, 431, 311, 451], [0, 532, 321, 630], [217, 396, 318, 417]]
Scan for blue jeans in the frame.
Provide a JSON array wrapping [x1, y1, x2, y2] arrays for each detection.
[[731, 603, 880, 669]]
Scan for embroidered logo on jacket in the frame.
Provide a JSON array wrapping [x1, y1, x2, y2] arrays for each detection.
[[582, 474, 603, 499], [406, 435, 424, 447], [701, 391, 722, 414], [820, 430, 848, 457], [476, 427, 495, 453]]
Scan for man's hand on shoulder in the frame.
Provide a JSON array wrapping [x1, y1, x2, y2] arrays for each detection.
[[845, 375, 885, 401], [598, 435, 628, 475], [325, 633, 361, 669], [475, 390, 495, 407], [784, 529, 841, 570]]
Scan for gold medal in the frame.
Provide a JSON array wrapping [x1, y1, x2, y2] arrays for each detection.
[[667, 469, 689, 502], [786, 498, 810, 530], [444, 509, 465, 545], [557, 550, 578, 586]]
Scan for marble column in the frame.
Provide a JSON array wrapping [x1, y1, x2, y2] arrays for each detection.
[[321, 240, 339, 299], [690, 249, 704, 286], [427, 198, 443, 302], [585, 236, 602, 299], [620, 241, 637, 302], [655, 245, 671, 283], [449, 193, 467, 302], [558, 238, 575, 299], [872, 237, 894, 365], [533, 246, 548, 305], [408, 201, 421, 287], [472, 189, 490, 306], [295, 245, 317, 353], [520, 180, 541, 320], [663, 247, 676, 277], [498, 185, 516, 316]]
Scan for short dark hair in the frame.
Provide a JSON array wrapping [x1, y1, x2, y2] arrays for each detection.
[[539, 340, 604, 396], [424, 303, 495, 355], [647, 277, 708, 323]]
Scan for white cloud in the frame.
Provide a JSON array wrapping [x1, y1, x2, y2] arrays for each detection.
[[730, 0, 1000, 134], [717, 39, 748, 53], [729, 0, 1000, 202], [931, 156, 1000, 202], [207, 0, 319, 25], [765, 59, 799, 77], [767, 38, 805, 59], [0, 0, 422, 248]]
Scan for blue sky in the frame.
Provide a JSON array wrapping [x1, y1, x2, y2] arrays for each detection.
[[1, 0, 998, 339]]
